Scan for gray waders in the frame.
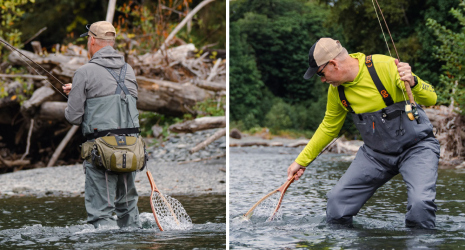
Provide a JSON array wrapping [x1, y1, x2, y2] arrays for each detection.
[[82, 63, 141, 228], [84, 161, 141, 228], [329, 55, 440, 229]]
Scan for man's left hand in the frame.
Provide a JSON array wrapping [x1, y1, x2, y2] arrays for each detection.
[[395, 59, 415, 87]]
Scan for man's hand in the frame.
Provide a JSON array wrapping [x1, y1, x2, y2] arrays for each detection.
[[395, 59, 415, 87], [62, 83, 72, 95], [287, 161, 306, 181]]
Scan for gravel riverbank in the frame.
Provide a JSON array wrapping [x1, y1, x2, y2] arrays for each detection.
[[0, 128, 226, 198]]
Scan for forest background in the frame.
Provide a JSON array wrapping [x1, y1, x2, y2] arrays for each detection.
[[0, 0, 226, 171], [230, 0, 464, 138]]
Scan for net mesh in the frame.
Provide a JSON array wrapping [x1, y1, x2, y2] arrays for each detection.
[[152, 192, 192, 231], [251, 192, 283, 221]]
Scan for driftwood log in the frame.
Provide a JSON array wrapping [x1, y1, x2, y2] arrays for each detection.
[[190, 128, 226, 154], [136, 76, 214, 116], [0, 38, 226, 170], [169, 116, 226, 133]]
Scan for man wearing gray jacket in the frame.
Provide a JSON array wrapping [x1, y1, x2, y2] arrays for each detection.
[[63, 21, 141, 228]]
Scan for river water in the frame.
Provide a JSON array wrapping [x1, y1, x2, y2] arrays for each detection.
[[229, 147, 465, 249], [0, 195, 226, 249]]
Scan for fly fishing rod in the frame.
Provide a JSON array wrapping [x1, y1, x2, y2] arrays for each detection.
[[243, 135, 341, 222], [370, 0, 419, 122], [0, 37, 68, 99]]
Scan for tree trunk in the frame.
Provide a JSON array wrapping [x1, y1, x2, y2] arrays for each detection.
[[169, 116, 226, 133]]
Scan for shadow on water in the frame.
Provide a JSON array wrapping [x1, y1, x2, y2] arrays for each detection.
[[229, 147, 465, 249], [0, 195, 225, 249]]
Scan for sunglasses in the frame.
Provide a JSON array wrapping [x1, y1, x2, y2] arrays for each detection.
[[316, 62, 329, 77], [85, 24, 97, 37]]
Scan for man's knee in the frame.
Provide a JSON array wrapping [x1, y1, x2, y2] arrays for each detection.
[[405, 197, 436, 229], [326, 189, 354, 225]]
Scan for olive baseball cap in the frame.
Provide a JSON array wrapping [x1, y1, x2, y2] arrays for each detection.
[[80, 21, 116, 40], [303, 38, 343, 79]]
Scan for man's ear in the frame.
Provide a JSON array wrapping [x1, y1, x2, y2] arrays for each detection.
[[330, 59, 339, 69]]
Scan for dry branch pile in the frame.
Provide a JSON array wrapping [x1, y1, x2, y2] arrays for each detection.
[[0, 40, 226, 172]]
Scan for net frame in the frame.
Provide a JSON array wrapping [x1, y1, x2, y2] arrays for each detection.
[[242, 174, 295, 221], [243, 137, 340, 222], [146, 171, 192, 231]]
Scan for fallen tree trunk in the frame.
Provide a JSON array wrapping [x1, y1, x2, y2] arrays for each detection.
[[21, 86, 56, 117], [169, 116, 226, 133], [38, 101, 67, 121], [190, 128, 226, 153], [0, 155, 30, 169], [0, 74, 47, 80], [194, 79, 226, 92], [229, 142, 270, 147], [136, 76, 213, 116]]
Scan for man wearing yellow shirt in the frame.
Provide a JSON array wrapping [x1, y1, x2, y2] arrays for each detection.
[[287, 38, 440, 229]]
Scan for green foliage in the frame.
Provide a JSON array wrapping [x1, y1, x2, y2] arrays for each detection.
[[0, 0, 35, 57], [15, 0, 109, 49], [230, 0, 335, 133], [319, 0, 461, 90], [193, 96, 225, 117], [13, 0, 224, 54], [265, 99, 293, 134], [229, 21, 270, 129], [115, 0, 199, 53], [178, 0, 226, 49], [426, 0, 465, 112], [138, 111, 181, 139], [231, 0, 332, 105]]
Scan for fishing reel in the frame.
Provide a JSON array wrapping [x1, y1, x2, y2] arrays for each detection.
[[405, 103, 420, 122]]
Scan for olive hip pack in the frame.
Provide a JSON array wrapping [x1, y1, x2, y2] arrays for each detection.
[[82, 135, 147, 172]]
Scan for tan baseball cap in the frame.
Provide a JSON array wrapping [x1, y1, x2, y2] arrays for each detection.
[[303, 38, 343, 79], [79, 21, 116, 40]]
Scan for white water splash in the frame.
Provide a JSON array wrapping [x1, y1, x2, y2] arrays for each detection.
[[151, 193, 193, 231]]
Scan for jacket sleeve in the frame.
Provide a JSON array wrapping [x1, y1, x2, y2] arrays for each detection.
[[410, 74, 437, 106], [295, 87, 347, 167], [64, 70, 87, 125], [392, 62, 437, 106]]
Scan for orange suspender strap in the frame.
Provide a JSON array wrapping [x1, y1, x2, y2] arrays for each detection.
[[365, 55, 394, 106], [338, 55, 394, 113]]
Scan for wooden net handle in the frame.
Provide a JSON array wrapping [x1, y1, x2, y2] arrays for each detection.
[[147, 171, 164, 231]]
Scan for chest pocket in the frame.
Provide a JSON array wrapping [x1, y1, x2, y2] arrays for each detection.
[[340, 55, 433, 154]]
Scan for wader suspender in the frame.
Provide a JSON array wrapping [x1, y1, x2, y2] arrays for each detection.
[[105, 63, 129, 96], [86, 63, 140, 140], [338, 55, 394, 113]]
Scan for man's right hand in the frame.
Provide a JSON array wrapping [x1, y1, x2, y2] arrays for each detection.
[[287, 161, 306, 181], [62, 83, 72, 95]]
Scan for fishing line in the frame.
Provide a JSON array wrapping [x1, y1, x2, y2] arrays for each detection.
[[370, 0, 408, 106], [0, 38, 68, 99]]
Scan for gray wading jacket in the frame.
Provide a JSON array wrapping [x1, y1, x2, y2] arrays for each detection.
[[65, 46, 139, 136]]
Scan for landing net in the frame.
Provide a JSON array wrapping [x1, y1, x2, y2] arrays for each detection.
[[252, 192, 283, 221], [152, 192, 193, 230]]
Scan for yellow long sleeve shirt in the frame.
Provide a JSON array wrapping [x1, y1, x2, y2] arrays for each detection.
[[295, 53, 437, 167]]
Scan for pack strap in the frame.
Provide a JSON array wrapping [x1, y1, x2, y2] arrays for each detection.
[[86, 127, 140, 140], [105, 171, 111, 207], [124, 173, 128, 207], [365, 55, 394, 106]]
